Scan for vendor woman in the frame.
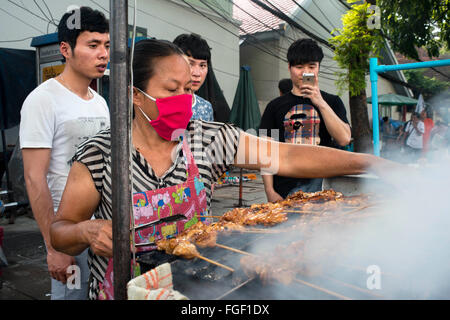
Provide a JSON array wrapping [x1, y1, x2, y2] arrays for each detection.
[[50, 39, 401, 300]]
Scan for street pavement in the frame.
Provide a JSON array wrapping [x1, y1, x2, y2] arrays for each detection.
[[0, 169, 266, 300]]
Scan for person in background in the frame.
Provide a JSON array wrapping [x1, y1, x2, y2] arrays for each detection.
[[403, 112, 425, 162], [259, 38, 351, 202], [397, 117, 411, 148], [173, 33, 214, 121], [50, 38, 402, 300], [381, 116, 395, 155], [429, 120, 449, 160], [20, 6, 110, 299], [278, 78, 293, 96], [420, 107, 434, 156]]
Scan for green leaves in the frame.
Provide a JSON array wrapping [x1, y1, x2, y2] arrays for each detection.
[[404, 69, 450, 100], [379, 0, 449, 60], [329, 1, 383, 97]]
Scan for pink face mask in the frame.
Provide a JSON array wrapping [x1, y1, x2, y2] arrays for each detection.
[[136, 88, 193, 141]]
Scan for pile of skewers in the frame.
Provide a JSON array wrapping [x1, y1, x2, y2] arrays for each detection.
[[154, 189, 380, 278]]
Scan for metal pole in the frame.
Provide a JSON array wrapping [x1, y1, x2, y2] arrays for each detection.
[[1, 130, 10, 191], [370, 58, 380, 156], [376, 59, 450, 73], [110, 0, 131, 300], [238, 168, 243, 207], [369, 57, 450, 157]]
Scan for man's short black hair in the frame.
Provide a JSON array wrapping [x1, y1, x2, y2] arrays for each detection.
[[173, 33, 211, 62], [287, 38, 324, 66], [278, 78, 293, 95], [58, 6, 109, 51]]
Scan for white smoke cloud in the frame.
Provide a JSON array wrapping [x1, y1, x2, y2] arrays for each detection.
[[242, 158, 450, 299]]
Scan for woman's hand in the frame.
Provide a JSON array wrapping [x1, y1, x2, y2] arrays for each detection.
[[82, 219, 113, 258], [265, 189, 283, 203]]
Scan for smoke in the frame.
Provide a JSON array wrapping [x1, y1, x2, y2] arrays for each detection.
[[328, 159, 449, 299], [318, 91, 450, 299], [224, 91, 450, 299], [240, 158, 450, 300], [345, 158, 450, 299], [429, 91, 450, 123]]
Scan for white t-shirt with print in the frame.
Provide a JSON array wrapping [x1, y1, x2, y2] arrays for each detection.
[[405, 120, 425, 149], [19, 78, 110, 211]]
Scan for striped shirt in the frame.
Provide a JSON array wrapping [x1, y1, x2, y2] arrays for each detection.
[[72, 120, 241, 299]]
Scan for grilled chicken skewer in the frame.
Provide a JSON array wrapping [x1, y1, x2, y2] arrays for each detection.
[[156, 223, 235, 272], [154, 190, 376, 279], [158, 239, 234, 272]]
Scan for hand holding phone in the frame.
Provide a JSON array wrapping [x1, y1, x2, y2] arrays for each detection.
[[300, 73, 323, 106], [302, 73, 315, 86]]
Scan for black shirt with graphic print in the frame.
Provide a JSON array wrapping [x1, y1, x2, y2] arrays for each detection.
[[259, 91, 349, 198]]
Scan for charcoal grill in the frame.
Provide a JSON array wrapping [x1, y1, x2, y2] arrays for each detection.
[[136, 198, 382, 300], [136, 192, 450, 300]]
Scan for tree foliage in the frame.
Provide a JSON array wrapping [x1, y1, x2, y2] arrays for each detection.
[[379, 0, 450, 60], [329, 1, 384, 152], [404, 69, 450, 100], [329, 0, 384, 97]]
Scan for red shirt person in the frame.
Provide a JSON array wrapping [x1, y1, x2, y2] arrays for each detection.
[[420, 109, 434, 154]]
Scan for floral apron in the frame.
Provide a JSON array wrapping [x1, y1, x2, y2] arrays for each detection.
[[98, 138, 208, 300]]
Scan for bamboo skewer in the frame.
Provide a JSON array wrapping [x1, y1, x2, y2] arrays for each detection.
[[248, 227, 282, 232], [284, 210, 323, 215], [320, 275, 384, 298], [236, 229, 282, 234], [194, 254, 234, 272], [342, 203, 384, 215], [214, 277, 255, 300], [215, 243, 256, 256], [337, 263, 399, 278], [293, 278, 352, 300], [342, 205, 373, 215], [341, 212, 382, 220]]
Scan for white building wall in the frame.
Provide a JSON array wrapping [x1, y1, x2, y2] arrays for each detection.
[[240, 37, 284, 115], [0, 0, 240, 106]]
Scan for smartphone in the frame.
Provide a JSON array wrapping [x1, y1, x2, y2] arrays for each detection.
[[302, 73, 315, 85]]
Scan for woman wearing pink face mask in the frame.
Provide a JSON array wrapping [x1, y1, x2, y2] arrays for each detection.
[[50, 39, 404, 300]]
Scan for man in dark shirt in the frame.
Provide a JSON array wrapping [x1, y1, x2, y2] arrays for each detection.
[[259, 38, 351, 201]]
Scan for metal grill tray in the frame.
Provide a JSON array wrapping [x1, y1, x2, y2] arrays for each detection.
[[135, 217, 333, 300]]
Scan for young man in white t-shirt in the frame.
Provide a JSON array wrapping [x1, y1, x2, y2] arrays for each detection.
[[404, 112, 425, 162], [20, 6, 110, 300]]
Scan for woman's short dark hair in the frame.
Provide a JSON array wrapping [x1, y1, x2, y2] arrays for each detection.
[[133, 39, 185, 91], [287, 38, 324, 67], [173, 33, 211, 62], [58, 6, 109, 51]]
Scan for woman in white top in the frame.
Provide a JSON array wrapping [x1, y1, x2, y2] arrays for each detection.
[[404, 112, 425, 162]]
